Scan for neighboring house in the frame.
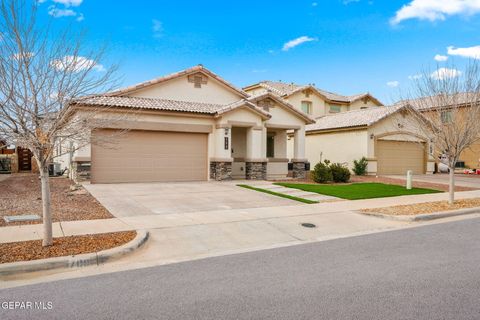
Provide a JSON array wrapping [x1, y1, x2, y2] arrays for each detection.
[[399, 93, 480, 170], [64, 65, 314, 184], [243, 81, 383, 119], [292, 105, 435, 175]]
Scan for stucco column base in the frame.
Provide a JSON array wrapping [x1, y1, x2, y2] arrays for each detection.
[[292, 161, 306, 179], [72, 161, 91, 183], [245, 162, 267, 180], [210, 161, 232, 181]]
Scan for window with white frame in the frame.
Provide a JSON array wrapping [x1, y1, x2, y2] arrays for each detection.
[[329, 104, 341, 113], [301, 101, 312, 114]]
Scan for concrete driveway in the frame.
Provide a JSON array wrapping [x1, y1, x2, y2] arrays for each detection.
[[386, 174, 480, 189], [84, 181, 300, 218]]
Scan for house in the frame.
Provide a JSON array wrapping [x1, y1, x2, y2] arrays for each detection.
[[243, 81, 383, 118], [293, 105, 436, 175], [65, 65, 315, 184], [400, 93, 480, 170]]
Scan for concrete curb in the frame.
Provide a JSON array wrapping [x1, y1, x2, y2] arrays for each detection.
[[360, 207, 480, 222], [0, 230, 149, 276]]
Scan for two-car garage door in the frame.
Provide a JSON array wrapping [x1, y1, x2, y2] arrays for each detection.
[[377, 140, 426, 175], [91, 129, 208, 183]]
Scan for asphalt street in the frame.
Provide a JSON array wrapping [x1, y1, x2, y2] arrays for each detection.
[[1, 217, 480, 320]]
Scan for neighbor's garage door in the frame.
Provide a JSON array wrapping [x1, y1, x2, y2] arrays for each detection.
[[377, 140, 425, 175], [91, 129, 208, 183]]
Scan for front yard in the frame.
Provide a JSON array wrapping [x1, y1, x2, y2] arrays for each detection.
[[0, 173, 113, 227], [275, 182, 442, 200]]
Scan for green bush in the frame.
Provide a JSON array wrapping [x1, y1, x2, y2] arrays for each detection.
[[330, 163, 351, 182], [353, 157, 368, 176], [312, 160, 332, 183]]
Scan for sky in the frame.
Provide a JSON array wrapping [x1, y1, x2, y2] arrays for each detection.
[[39, 0, 480, 105]]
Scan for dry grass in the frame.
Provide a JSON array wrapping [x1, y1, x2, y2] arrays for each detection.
[[0, 231, 136, 264], [361, 198, 480, 216]]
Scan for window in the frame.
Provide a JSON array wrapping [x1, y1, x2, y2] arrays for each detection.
[[301, 101, 312, 114], [441, 111, 452, 123], [267, 135, 275, 158], [329, 104, 341, 113]]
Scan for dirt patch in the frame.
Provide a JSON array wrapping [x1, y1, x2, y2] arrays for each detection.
[[0, 173, 113, 227], [361, 198, 480, 216], [0, 231, 136, 264]]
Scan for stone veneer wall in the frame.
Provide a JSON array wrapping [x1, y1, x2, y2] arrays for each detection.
[[292, 162, 306, 179], [245, 162, 267, 180], [210, 161, 232, 181], [72, 161, 91, 183]]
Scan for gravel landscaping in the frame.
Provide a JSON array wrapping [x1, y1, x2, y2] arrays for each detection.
[[0, 173, 113, 227], [361, 198, 480, 216], [0, 231, 137, 264]]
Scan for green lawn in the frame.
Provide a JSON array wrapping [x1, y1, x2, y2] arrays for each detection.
[[274, 182, 442, 200], [237, 184, 319, 204]]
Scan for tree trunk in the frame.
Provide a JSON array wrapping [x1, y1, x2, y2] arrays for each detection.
[[448, 167, 455, 205], [40, 165, 53, 246]]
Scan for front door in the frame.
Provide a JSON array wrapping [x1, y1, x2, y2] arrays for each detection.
[[17, 147, 32, 171]]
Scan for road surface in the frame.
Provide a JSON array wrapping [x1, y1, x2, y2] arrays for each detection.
[[1, 217, 480, 320]]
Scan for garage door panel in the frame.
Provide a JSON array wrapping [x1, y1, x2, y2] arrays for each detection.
[[377, 140, 425, 175], [91, 129, 208, 183]]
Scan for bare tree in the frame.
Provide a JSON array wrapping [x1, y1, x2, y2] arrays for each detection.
[[401, 61, 480, 204], [0, 0, 119, 246]]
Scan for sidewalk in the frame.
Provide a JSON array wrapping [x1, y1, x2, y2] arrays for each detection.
[[2, 189, 480, 245]]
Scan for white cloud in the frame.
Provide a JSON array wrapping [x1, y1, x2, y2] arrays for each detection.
[[343, 0, 360, 4], [51, 56, 105, 73], [282, 36, 317, 51], [434, 54, 448, 61], [152, 19, 163, 38], [390, 0, 480, 25], [408, 74, 423, 80], [431, 67, 461, 80], [312, 2, 318, 6], [447, 45, 480, 59], [387, 81, 400, 88], [252, 69, 267, 73], [52, 0, 83, 7], [76, 13, 84, 21], [48, 6, 76, 18]]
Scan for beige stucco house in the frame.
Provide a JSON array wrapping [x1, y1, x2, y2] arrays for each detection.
[[243, 81, 383, 119], [294, 105, 435, 175], [65, 65, 314, 184]]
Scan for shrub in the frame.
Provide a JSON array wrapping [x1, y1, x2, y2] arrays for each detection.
[[312, 160, 332, 183], [330, 163, 351, 182], [353, 157, 368, 176]]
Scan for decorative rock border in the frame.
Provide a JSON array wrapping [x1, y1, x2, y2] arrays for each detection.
[[360, 207, 480, 222], [0, 230, 149, 276]]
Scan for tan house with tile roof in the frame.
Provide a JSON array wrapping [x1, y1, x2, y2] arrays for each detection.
[[292, 105, 436, 175], [63, 65, 315, 183], [398, 93, 480, 170], [243, 81, 383, 119]]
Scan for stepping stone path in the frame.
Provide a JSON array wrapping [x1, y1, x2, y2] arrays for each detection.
[[245, 182, 340, 202]]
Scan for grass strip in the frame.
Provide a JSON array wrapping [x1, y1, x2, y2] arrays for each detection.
[[274, 182, 441, 200], [237, 184, 319, 204]]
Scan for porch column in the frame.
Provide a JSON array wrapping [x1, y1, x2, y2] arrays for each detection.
[[292, 126, 307, 179], [210, 126, 233, 181], [293, 127, 305, 160], [245, 126, 267, 180]]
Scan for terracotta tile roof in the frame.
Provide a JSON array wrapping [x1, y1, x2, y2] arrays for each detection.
[[306, 105, 404, 132], [72, 95, 227, 114], [107, 65, 249, 98], [396, 93, 480, 111], [245, 81, 382, 105], [71, 95, 271, 119], [247, 92, 316, 124]]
